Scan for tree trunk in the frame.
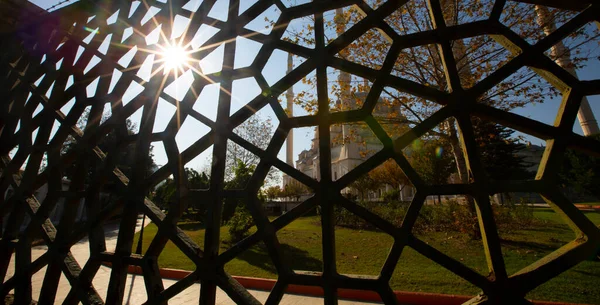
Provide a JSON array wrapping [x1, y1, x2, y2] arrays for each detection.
[[446, 120, 481, 238], [447, 121, 469, 182], [447, 132, 476, 216], [398, 184, 406, 201], [439, 0, 482, 238]]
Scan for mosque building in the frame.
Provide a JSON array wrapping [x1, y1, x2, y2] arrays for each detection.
[[281, 9, 416, 202]]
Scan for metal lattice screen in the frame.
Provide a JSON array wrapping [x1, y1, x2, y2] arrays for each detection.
[[1, 0, 600, 304]]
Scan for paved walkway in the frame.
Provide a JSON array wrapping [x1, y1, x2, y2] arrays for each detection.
[[6, 216, 379, 304], [532, 203, 600, 211]]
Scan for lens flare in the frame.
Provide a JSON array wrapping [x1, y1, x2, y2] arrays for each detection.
[[83, 26, 98, 33], [435, 146, 443, 158]]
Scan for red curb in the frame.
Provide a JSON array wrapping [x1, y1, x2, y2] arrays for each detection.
[[574, 204, 600, 210], [101, 263, 593, 305]]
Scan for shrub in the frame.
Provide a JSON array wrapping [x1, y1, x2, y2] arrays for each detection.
[[514, 198, 535, 227], [382, 189, 400, 202], [331, 201, 409, 230], [493, 197, 535, 231], [416, 200, 477, 234], [227, 205, 254, 243], [328, 198, 536, 236]]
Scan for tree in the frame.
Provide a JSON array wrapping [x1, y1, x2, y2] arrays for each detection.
[[61, 108, 157, 179], [227, 115, 274, 181], [153, 168, 210, 220], [282, 181, 309, 201], [187, 168, 210, 187], [283, 3, 599, 237], [369, 159, 411, 201], [408, 138, 455, 203], [285, 3, 597, 177], [153, 178, 176, 210], [61, 107, 157, 212], [349, 172, 380, 201], [559, 134, 600, 201], [473, 119, 532, 181], [223, 160, 256, 222], [264, 185, 282, 201], [227, 205, 254, 243]]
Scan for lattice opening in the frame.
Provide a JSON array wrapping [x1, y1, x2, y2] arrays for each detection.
[[262, 50, 309, 87], [392, 45, 449, 92], [468, 118, 544, 181], [543, 20, 600, 82], [526, 259, 600, 303], [413, 195, 489, 276], [500, 2, 578, 45], [327, 68, 372, 113], [335, 28, 391, 71], [451, 35, 517, 89], [390, 244, 481, 295], [277, 126, 321, 181], [383, 0, 431, 35], [274, 206, 323, 274], [401, 122, 459, 185], [282, 16, 315, 49], [330, 122, 383, 182]]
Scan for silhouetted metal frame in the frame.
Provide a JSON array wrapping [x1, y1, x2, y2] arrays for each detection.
[[0, 0, 599, 304]]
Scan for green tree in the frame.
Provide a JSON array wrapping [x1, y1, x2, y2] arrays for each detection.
[[282, 181, 309, 202], [559, 134, 600, 201], [153, 179, 176, 210], [222, 160, 256, 222], [369, 159, 411, 201], [284, 2, 598, 233], [473, 120, 532, 181], [61, 108, 157, 211], [264, 185, 282, 201], [62, 108, 157, 178], [284, 2, 583, 177], [227, 115, 275, 182], [153, 168, 210, 221], [350, 172, 381, 201], [227, 205, 255, 244], [408, 138, 455, 203]]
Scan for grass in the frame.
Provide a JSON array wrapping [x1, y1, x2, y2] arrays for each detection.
[[132, 208, 600, 304]]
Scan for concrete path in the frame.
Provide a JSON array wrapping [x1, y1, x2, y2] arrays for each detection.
[[531, 203, 600, 211], [6, 215, 379, 304]]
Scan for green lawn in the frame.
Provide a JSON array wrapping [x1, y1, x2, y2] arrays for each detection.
[[133, 208, 600, 304]]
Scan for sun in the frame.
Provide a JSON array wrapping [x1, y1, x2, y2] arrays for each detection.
[[161, 45, 189, 73]]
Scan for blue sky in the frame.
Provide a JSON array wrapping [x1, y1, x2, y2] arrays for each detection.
[[29, 0, 77, 11], [26, 0, 600, 172]]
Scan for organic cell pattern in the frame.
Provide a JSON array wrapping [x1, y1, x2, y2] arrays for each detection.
[[1, 0, 600, 304]]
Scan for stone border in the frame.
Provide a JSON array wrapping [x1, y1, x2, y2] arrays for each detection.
[[105, 263, 593, 305], [574, 204, 600, 210]]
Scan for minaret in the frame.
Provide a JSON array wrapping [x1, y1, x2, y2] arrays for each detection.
[[336, 8, 353, 159], [286, 53, 295, 166], [535, 5, 599, 136]]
